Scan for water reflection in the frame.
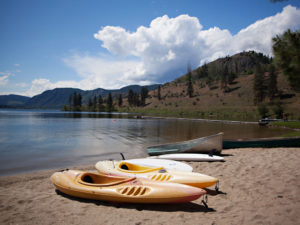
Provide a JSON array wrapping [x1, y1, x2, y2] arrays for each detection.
[[0, 109, 290, 176]]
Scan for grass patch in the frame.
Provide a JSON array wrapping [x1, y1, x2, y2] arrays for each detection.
[[270, 121, 300, 129], [281, 131, 300, 137]]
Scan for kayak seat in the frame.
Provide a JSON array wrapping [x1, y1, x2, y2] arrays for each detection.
[[82, 174, 94, 183], [118, 162, 164, 173], [78, 172, 135, 187]]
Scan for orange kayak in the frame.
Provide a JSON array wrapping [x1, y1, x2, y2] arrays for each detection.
[[50, 170, 206, 204]]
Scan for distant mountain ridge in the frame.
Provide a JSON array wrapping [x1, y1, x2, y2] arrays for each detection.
[[0, 95, 30, 107], [0, 85, 159, 109]]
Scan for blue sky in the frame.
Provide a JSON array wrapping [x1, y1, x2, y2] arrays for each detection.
[[0, 0, 300, 96]]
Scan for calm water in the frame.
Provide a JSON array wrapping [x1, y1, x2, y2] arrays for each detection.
[[0, 109, 289, 176]]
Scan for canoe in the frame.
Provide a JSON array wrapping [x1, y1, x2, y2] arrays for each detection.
[[147, 133, 223, 156], [150, 153, 224, 162], [124, 158, 193, 172], [95, 161, 218, 188], [223, 136, 300, 149], [50, 169, 205, 204]]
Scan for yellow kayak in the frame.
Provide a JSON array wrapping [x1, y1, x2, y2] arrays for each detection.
[[50, 169, 206, 204], [95, 161, 218, 188]]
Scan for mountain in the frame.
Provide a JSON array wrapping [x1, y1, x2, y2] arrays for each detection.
[[23, 84, 159, 109], [0, 95, 30, 107], [25, 88, 84, 109]]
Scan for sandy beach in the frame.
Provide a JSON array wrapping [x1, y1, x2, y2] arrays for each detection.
[[0, 147, 299, 225]]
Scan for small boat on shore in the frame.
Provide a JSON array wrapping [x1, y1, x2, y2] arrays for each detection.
[[223, 136, 300, 149], [124, 158, 193, 172], [150, 153, 225, 162], [51, 169, 205, 204], [95, 161, 219, 188], [147, 133, 223, 156]]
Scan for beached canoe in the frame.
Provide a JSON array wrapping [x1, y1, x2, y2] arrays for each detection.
[[223, 136, 300, 149], [150, 153, 225, 162], [147, 133, 223, 156], [50, 169, 205, 204], [95, 161, 218, 188]]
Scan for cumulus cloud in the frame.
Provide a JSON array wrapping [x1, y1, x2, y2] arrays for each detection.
[[63, 54, 150, 88], [92, 5, 300, 85], [18, 5, 300, 96]]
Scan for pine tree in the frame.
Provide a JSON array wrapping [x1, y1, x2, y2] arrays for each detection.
[[157, 85, 161, 100], [268, 65, 278, 101], [68, 95, 72, 109], [128, 89, 134, 106], [198, 63, 208, 78], [186, 65, 193, 98], [221, 64, 229, 92], [253, 64, 266, 104], [93, 96, 97, 111], [98, 94, 104, 112], [88, 97, 93, 111], [73, 92, 77, 109], [140, 87, 148, 106], [78, 94, 82, 107], [272, 29, 300, 91], [106, 92, 113, 112], [118, 94, 123, 107], [133, 92, 140, 106]]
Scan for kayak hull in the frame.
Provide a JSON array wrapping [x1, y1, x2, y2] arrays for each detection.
[[51, 170, 205, 204]]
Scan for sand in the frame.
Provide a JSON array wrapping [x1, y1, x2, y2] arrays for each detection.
[[0, 148, 299, 225]]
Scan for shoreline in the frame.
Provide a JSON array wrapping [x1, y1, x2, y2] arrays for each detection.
[[1, 147, 299, 225]]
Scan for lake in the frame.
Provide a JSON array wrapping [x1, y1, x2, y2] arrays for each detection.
[[0, 109, 289, 176]]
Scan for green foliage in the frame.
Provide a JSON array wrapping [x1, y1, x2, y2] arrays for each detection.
[[118, 94, 123, 107], [270, 121, 300, 129], [258, 104, 269, 118], [128, 89, 134, 106], [88, 97, 93, 110], [186, 65, 194, 98], [157, 85, 161, 100], [197, 63, 208, 78], [220, 65, 229, 92], [140, 87, 149, 105], [128, 89, 141, 106], [272, 29, 300, 91], [106, 92, 113, 112], [272, 102, 284, 119], [253, 64, 266, 104], [98, 95, 105, 111], [268, 64, 278, 100], [71, 92, 82, 111], [281, 131, 300, 138]]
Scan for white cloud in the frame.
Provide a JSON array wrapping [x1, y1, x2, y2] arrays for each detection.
[[92, 5, 300, 85], [13, 5, 300, 97], [0, 75, 9, 87], [16, 82, 28, 88], [22, 78, 80, 97], [0, 71, 15, 87]]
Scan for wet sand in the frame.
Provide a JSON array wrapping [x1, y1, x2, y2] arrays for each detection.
[[0, 148, 299, 225]]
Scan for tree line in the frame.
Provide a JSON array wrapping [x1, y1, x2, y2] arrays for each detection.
[[64, 92, 115, 112], [64, 87, 149, 112]]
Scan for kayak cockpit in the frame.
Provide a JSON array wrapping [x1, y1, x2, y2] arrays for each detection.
[[118, 162, 164, 173], [76, 172, 135, 187]]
